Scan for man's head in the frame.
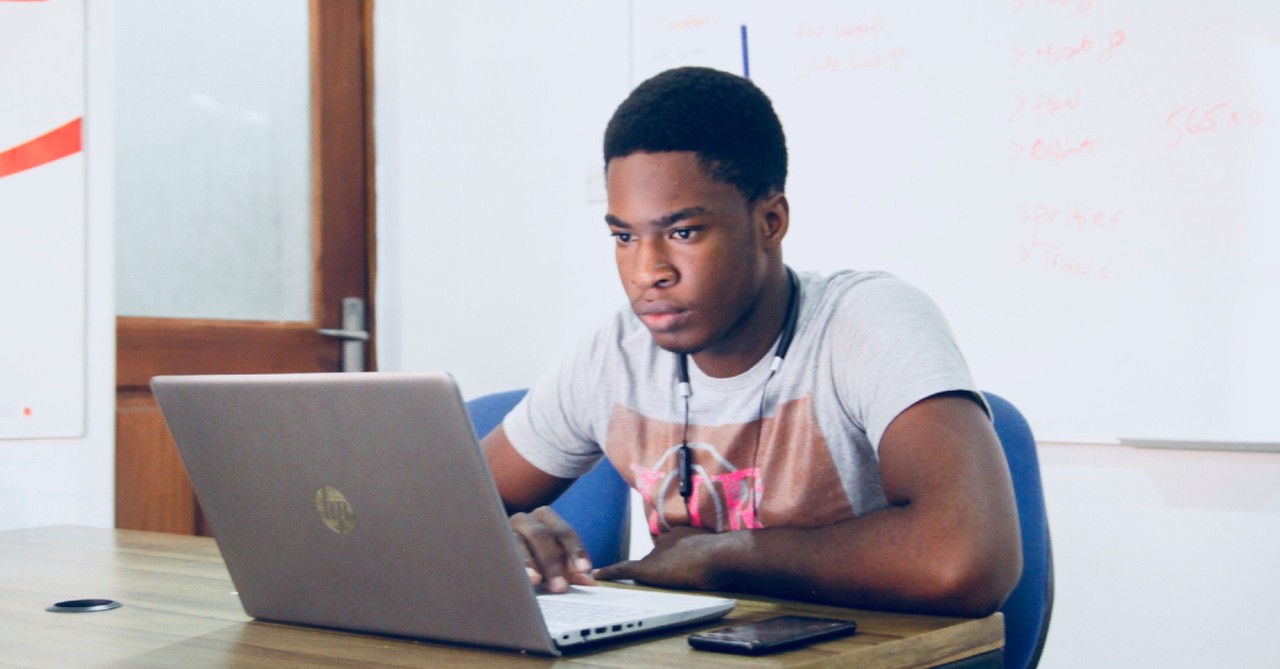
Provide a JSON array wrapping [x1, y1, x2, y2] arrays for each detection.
[[603, 66, 787, 203], [602, 68, 792, 375]]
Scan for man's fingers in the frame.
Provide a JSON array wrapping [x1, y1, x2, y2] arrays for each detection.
[[511, 507, 596, 592], [591, 560, 635, 582], [511, 510, 568, 591], [569, 571, 598, 586], [510, 527, 542, 586], [531, 507, 594, 574]]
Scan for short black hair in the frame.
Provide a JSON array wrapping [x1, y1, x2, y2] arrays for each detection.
[[603, 67, 787, 203]]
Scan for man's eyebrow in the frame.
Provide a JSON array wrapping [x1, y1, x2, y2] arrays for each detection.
[[604, 206, 709, 229]]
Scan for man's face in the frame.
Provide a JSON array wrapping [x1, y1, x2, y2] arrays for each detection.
[[605, 151, 771, 357]]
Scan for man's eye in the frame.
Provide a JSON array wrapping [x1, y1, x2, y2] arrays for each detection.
[[612, 232, 632, 243], [672, 228, 695, 240]]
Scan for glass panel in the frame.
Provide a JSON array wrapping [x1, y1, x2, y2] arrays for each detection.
[[114, 0, 311, 321]]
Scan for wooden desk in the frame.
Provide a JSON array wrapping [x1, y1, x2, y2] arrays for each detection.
[[0, 527, 1003, 667]]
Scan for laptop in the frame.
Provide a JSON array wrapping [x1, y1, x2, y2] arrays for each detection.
[[151, 372, 735, 656]]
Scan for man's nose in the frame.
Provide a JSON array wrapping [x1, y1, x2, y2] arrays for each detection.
[[630, 238, 676, 289]]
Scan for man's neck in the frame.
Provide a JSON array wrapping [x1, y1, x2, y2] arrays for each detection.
[[691, 266, 794, 378]]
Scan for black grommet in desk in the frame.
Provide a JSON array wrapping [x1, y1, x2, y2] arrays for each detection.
[[46, 599, 122, 613]]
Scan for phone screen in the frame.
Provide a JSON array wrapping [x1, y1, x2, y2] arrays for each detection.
[[688, 615, 857, 655]]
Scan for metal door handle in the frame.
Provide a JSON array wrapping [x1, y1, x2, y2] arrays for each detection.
[[318, 328, 369, 341], [318, 297, 367, 372]]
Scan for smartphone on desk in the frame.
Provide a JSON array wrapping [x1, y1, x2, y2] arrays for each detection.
[[688, 615, 857, 655]]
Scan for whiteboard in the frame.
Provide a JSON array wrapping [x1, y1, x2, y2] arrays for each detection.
[[631, 0, 1280, 443], [0, 0, 87, 440]]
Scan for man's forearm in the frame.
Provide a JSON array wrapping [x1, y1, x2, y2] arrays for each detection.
[[594, 396, 1024, 616], [657, 504, 1019, 617]]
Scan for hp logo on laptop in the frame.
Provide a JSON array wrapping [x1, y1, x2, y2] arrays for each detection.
[[315, 486, 356, 535]]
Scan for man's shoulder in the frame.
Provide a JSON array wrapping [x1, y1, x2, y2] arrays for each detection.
[[801, 268, 897, 292], [798, 270, 953, 348], [800, 269, 925, 312], [598, 302, 653, 343], [574, 303, 661, 363]]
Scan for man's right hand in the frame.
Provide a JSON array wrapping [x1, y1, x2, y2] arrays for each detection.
[[510, 506, 597, 593], [482, 425, 597, 592]]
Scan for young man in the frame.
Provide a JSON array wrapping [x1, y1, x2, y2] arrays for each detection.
[[482, 67, 1022, 617]]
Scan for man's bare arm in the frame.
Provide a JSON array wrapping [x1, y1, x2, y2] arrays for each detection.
[[482, 425, 595, 592], [594, 393, 1023, 617]]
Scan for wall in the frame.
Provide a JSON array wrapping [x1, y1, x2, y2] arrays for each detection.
[[0, 0, 114, 531], [374, 0, 632, 398], [374, 2, 1280, 667]]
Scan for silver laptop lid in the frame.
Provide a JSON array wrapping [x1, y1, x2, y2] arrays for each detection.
[[152, 372, 559, 655]]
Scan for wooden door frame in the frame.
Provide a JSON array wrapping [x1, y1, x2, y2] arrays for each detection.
[[116, 0, 376, 534]]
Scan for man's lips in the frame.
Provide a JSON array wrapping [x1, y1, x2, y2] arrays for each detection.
[[634, 301, 690, 332]]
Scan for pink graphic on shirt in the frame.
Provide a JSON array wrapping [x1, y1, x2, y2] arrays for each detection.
[[606, 396, 855, 538], [631, 458, 764, 534], [694, 468, 763, 531]]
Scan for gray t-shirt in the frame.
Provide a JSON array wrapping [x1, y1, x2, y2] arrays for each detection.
[[504, 270, 983, 536]]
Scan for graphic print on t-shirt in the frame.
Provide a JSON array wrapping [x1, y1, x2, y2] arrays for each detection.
[[605, 395, 855, 537]]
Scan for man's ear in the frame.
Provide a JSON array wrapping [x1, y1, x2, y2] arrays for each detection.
[[755, 192, 790, 249]]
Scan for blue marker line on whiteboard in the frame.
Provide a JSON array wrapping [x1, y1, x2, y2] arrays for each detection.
[[741, 25, 750, 78]]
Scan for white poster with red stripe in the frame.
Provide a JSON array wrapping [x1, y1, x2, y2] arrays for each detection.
[[0, 0, 86, 439]]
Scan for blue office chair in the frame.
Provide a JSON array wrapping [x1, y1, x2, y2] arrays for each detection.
[[984, 392, 1054, 669], [466, 389, 631, 567]]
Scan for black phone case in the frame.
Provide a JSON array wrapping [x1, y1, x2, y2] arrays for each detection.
[[688, 615, 857, 655]]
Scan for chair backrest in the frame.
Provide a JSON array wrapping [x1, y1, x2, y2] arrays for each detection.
[[465, 389, 631, 567], [984, 392, 1054, 669]]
